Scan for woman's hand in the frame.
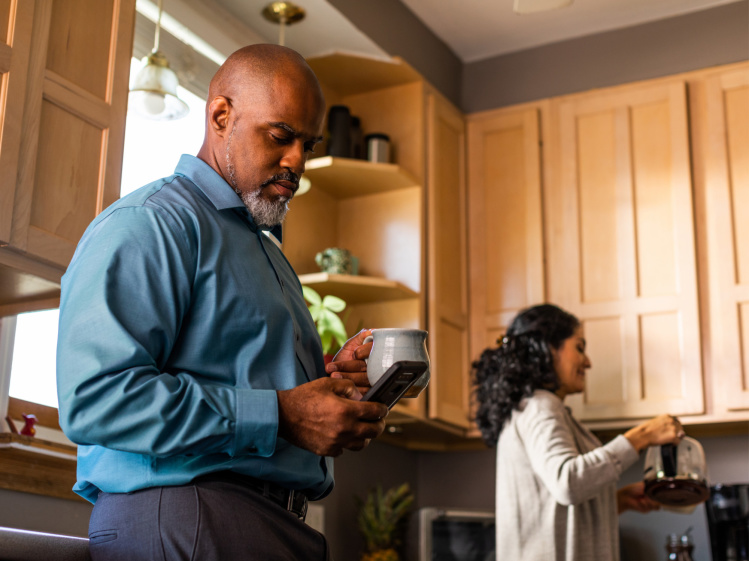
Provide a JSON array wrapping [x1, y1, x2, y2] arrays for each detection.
[[624, 413, 685, 452], [325, 329, 373, 395], [617, 482, 661, 514]]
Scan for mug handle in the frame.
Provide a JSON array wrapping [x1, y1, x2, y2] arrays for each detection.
[[363, 335, 373, 364]]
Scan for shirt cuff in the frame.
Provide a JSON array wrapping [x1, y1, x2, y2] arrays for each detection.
[[604, 434, 641, 475], [234, 389, 278, 457]]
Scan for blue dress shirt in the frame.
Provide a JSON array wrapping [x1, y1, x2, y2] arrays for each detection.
[[56, 155, 332, 504]]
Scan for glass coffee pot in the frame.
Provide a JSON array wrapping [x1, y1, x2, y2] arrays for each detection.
[[644, 436, 710, 508]]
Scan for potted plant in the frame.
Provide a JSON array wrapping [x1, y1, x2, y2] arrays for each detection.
[[356, 483, 414, 561], [302, 285, 348, 363]]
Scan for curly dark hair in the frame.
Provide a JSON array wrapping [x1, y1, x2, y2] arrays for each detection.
[[472, 303, 580, 446]]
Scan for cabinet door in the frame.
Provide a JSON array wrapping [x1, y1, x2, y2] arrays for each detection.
[[426, 91, 471, 428], [9, 0, 134, 268], [699, 65, 749, 412], [547, 81, 703, 420], [466, 106, 545, 364], [0, 0, 34, 245]]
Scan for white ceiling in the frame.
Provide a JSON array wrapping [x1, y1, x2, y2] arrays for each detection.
[[161, 0, 743, 65], [398, 0, 743, 62]]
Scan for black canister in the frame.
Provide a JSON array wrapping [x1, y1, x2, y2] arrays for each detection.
[[326, 105, 351, 158], [350, 116, 364, 159]]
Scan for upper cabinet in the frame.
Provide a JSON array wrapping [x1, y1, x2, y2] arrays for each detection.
[[425, 88, 470, 429], [547, 80, 703, 421], [467, 61, 749, 431], [284, 53, 471, 432], [467, 103, 547, 365], [0, 0, 136, 317], [690, 63, 749, 418]]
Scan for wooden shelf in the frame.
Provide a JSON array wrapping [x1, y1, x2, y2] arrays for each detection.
[[307, 53, 422, 97], [0, 433, 82, 502], [303, 156, 419, 198], [298, 273, 418, 304]]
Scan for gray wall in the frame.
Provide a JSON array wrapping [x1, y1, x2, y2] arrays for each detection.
[[462, 1, 749, 112], [329, 0, 749, 113]]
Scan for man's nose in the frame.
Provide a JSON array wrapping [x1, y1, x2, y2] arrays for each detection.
[[280, 141, 306, 174]]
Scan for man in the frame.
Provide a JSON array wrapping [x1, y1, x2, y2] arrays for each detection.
[[56, 44, 388, 560]]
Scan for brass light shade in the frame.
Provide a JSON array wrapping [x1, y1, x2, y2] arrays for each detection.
[[129, 0, 189, 121], [261, 2, 306, 46]]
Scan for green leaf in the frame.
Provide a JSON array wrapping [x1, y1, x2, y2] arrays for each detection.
[[321, 294, 346, 313], [302, 285, 322, 306]]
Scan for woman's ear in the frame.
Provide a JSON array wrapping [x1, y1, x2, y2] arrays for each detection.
[[207, 96, 231, 137]]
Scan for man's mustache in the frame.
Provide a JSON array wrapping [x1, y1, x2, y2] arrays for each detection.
[[262, 172, 300, 192]]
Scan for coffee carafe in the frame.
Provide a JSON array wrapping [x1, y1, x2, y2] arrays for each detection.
[[705, 483, 749, 561], [643, 436, 710, 508]]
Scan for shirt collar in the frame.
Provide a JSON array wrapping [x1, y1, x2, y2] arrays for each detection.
[[174, 154, 283, 242]]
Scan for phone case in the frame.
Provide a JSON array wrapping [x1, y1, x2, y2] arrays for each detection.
[[361, 360, 429, 409]]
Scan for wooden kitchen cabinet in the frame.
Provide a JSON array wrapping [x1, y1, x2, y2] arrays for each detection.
[[0, 0, 135, 317], [466, 63, 749, 433], [285, 53, 471, 432], [466, 102, 548, 366], [690, 62, 749, 418], [546, 79, 704, 422], [425, 88, 471, 429]]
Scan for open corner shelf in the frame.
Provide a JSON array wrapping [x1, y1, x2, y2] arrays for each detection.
[[298, 273, 418, 304], [303, 157, 419, 198]]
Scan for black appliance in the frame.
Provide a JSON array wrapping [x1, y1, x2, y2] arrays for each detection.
[[705, 483, 749, 561]]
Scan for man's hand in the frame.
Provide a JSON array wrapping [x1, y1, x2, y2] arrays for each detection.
[[276, 377, 388, 457], [325, 328, 373, 394]]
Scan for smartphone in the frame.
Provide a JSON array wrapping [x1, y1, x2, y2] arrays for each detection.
[[361, 360, 429, 409]]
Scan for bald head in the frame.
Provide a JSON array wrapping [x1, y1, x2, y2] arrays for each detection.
[[197, 44, 326, 227], [207, 44, 322, 119]]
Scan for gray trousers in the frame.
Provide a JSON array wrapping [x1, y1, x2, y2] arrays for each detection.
[[88, 478, 332, 561]]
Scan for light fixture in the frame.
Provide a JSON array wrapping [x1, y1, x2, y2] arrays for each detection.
[[261, 2, 306, 47], [261, 2, 312, 197], [129, 0, 189, 120]]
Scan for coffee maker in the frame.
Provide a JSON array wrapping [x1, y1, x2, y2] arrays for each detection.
[[705, 483, 749, 561]]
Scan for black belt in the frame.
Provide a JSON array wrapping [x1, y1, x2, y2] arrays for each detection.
[[195, 471, 308, 521]]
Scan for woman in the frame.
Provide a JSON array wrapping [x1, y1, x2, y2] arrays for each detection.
[[473, 304, 684, 561]]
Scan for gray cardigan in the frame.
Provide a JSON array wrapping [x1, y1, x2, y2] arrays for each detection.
[[495, 390, 640, 561]]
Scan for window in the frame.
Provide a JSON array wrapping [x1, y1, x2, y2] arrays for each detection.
[[3, 59, 206, 418]]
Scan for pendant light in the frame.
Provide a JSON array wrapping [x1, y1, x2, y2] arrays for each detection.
[[129, 0, 189, 120], [261, 2, 306, 47], [261, 1, 311, 197]]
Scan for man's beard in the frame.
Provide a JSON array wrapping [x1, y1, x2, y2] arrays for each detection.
[[236, 187, 290, 228], [225, 125, 292, 228]]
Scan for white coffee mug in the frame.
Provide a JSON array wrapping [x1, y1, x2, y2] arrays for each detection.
[[364, 328, 430, 398]]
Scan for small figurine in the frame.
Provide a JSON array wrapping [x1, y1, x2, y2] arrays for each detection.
[[20, 414, 38, 437]]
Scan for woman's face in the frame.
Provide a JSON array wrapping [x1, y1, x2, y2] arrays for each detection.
[[552, 326, 591, 400]]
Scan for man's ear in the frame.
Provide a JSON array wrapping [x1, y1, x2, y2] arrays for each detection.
[[207, 96, 231, 137]]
